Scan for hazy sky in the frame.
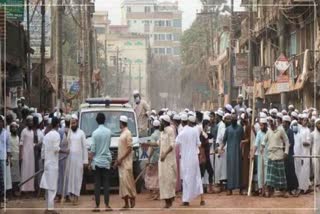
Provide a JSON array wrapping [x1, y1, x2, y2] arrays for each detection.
[[95, 0, 203, 30]]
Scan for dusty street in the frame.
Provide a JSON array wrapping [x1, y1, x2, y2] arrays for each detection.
[[4, 191, 315, 214]]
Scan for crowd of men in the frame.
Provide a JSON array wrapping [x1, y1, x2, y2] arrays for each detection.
[[0, 92, 319, 212]]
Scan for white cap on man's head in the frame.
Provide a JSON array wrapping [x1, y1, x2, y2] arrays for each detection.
[[162, 115, 171, 123], [133, 90, 139, 95], [173, 114, 181, 121], [277, 113, 283, 119], [153, 120, 160, 127], [203, 115, 210, 121], [120, 115, 128, 123], [291, 111, 298, 119], [215, 109, 224, 117], [260, 112, 267, 118], [288, 104, 294, 109], [260, 118, 268, 124], [181, 114, 188, 121], [238, 94, 244, 98], [283, 115, 291, 122], [188, 115, 196, 123], [71, 114, 78, 120]]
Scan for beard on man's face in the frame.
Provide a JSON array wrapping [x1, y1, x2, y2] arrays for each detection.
[[71, 126, 78, 132]]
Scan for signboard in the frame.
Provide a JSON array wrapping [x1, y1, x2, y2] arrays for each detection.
[[23, 0, 52, 59], [6, 0, 24, 21], [234, 53, 249, 87], [275, 53, 290, 72], [276, 74, 289, 92]]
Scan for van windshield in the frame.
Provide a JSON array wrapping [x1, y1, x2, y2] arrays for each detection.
[[80, 111, 137, 138]]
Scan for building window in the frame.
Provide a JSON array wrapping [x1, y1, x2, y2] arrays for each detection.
[[155, 20, 165, 27], [166, 20, 172, 27], [173, 34, 180, 41], [159, 48, 165, 54], [173, 19, 182, 27], [127, 20, 131, 26], [134, 20, 137, 23], [145, 6, 151, 13], [127, 7, 131, 12], [173, 47, 180, 55], [166, 48, 172, 55], [166, 34, 172, 41], [95, 27, 105, 34]]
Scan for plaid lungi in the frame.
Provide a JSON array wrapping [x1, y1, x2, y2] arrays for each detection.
[[266, 159, 287, 189]]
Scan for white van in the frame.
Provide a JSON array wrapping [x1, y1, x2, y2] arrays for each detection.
[[78, 98, 143, 193]]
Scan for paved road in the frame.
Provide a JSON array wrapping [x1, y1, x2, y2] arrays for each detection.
[[4, 191, 315, 214]]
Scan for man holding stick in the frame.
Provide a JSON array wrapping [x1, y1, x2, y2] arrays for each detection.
[[40, 117, 69, 214]]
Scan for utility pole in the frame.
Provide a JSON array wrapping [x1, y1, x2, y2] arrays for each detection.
[[77, 0, 83, 102], [129, 62, 132, 97], [228, 0, 234, 105], [104, 39, 107, 95], [116, 47, 119, 97], [248, 1, 253, 107], [87, 0, 94, 97], [56, 0, 63, 109], [26, 0, 31, 104], [139, 63, 141, 93], [82, 0, 88, 99], [40, 0, 45, 110]]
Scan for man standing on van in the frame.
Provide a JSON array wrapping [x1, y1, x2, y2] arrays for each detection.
[[89, 113, 112, 211], [133, 90, 150, 137]]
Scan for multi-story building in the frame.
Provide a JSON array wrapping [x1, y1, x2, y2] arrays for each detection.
[[121, 0, 182, 56], [121, 0, 182, 108]]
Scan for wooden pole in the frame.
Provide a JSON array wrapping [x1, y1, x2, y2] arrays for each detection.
[[247, 80, 256, 196]]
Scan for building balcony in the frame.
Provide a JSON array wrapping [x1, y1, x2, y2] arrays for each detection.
[[153, 26, 181, 33], [153, 40, 180, 47], [126, 12, 182, 20]]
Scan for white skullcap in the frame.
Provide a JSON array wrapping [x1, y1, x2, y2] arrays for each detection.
[[246, 108, 252, 114], [215, 109, 224, 117], [181, 114, 188, 121], [281, 110, 288, 115], [231, 109, 236, 114], [288, 105, 294, 109], [239, 108, 245, 113], [298, 114, 303, 119], [36, 113, 43, 124], [311, 116, 317, 121], [26, 115, 33, 120], [188, 111, 195, 116], [133, 90, 139, 95], [167, 111, 173, 117], [54, 111, 61, 119], [270, 108, 278, 114], [173, 114, 181, 121], [44, 115, 49, 121], [162, 115, 171, 123], [71, 114, 78, 120], [260, 118, 268, 124], [48, 118, 52, 124], [291, 111, 299, 119], [153, 120, 160, 127], [262, 108, 268, 113], [10, 122, 18, 127], [29, 107, 35, 112], [238, 94, 244, 98], [291, 120, 298, 126], [20, 96, 25, 100], [225, 104, 233, 113], [65, 114, 72, 121], [203, 115, 210, 121], [120, 115, 128, 123], [240, 113, 246, 120], [302, 114, 308, 119], [188, 115, 196, 123], [294, 109, 299, 113], [315, 118, 320, 125], [151, 110, 157, 115], [260, 112, 267, 118], [184, 108, 190, 113], [267, 116, 275, 123], [303, 109, 308, 114], [312, 111, 318, 116], [283, 115, 291, 122], [223, 113, 231, 120], [277, 113, 283, 119]]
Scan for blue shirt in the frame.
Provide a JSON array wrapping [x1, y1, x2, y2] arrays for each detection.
[[91, 125, 112, 169], [0, 128, 10, 160], [255, 130, 268, 158]]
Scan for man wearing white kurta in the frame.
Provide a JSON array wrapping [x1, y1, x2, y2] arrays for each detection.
[[40, 117, 68, 212], [311, 119, 320, 187], [176, 115, 204, 206], [296, 115, 311, 193], [214, 110, 227, 186], [67, 114, 88, 204]]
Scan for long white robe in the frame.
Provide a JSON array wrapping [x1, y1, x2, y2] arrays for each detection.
[[67, 129, 88, 196], [295, 127, 311, 191], [214, 121, 227, 183], [20, 128, 35, 192], [176, 126, 203, 203], [40, 130, 60, 191], [311, 129, 320, 186]]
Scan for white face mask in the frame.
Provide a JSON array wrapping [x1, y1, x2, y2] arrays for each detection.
[[134, 97, 140, 104]]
